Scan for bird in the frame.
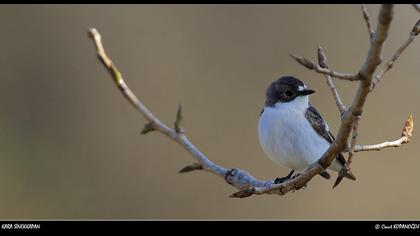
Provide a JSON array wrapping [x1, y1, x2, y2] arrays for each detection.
[[258, 76, 356, 188]]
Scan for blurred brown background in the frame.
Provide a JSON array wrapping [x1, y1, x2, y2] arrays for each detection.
[[0, 4, 418, 219]]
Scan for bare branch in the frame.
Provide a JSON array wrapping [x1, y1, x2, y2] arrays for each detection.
[[358, 5, 393, 79], [355, 137, 409, 152], [372, 19, 420, 88], [88, 27, 341, 198], [290, 53, 359, 81], [312, 4, 395, 191], [317, 45, 347, 116], [347, 116, 413, 152], [88, 28, 274, 193], [361, 5, 374, 39], [354, 114, 414, 152], [269, 4, 395, 194], [90, 4, 415, 199], [413, 4, 420, 13], [88, 28, 173, 138]]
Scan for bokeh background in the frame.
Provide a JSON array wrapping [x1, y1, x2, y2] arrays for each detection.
[[0, 4, 418, 219]]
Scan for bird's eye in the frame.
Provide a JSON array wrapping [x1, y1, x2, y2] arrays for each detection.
[[285, 90, 293, 96]]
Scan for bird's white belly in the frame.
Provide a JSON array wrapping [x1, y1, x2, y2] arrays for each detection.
[[258, 106, 331, 172]]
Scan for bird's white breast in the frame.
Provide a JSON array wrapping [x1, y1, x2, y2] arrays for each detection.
[[258, 96, 332, 172]]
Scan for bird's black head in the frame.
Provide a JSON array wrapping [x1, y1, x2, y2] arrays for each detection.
[[265, 76, 315, 107]]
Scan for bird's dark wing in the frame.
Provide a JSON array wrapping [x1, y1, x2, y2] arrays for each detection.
[[305, 105, 347, 163], [305, 105, 335, 144], [305, 105, 356, 185]]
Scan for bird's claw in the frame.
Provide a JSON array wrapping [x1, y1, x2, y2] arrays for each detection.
[[274, 176, 290, 184], [274, 170, 295, 184], [291, 173, 301, 179]]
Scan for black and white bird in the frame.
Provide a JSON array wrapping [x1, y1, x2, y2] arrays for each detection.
[[258, 76, 356, 187]]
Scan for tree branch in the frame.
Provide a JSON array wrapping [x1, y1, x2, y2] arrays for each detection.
[[372, 19, 420, 88], [361, 4, 374, 39], [276, 4, 396, 193], [89, 4, 415, 198], [355, 137, 410, 152], [317, 45, 347, 116], [413, 4, 420, 13], [289, 53, 359, 81], [88, 28, 274, 193], [354, 114, 414, 152]]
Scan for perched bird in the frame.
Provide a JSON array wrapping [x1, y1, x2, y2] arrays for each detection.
[[258, 76, 356, 187]]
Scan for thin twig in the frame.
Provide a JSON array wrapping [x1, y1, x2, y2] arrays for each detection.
[[354, 114, 414, 152], [372, 19, 420, 88], [355, 137, 409, 152], [317, 45, 347, 116], [413, 4, 420, 13], [88, 28, 274, 191], [361, 5, 374, 39], [290, 53, 359, 81]]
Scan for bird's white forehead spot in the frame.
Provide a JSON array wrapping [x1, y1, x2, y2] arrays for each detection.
[[298, 85, 307, 91]]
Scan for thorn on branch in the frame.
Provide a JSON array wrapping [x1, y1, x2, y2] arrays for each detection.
[[179, 162, 203, 173], [174, 104, 184, 133], [333, 168, 347, 188], [229, 188, 255, 198], [141, 123, 155, 134]]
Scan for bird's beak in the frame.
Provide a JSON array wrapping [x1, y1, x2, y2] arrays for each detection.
[[299, 89, 316, 96]]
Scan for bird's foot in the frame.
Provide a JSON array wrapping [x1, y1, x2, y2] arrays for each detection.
[[274, 176, 290, 184], [291, 173, 301, 179], [274, 170, 294, 184]]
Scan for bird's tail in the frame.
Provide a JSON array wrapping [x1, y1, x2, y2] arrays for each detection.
[[333, 168, 356, 188]]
